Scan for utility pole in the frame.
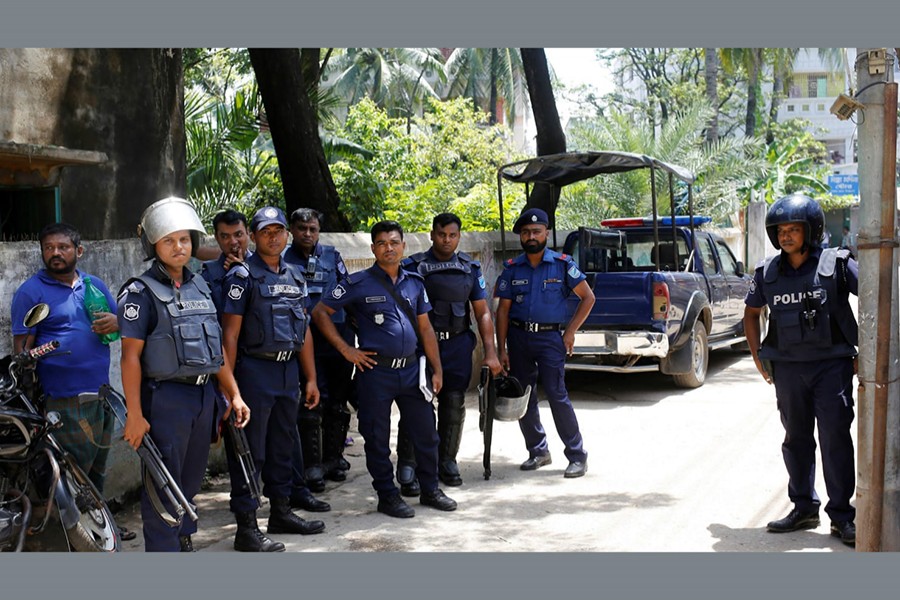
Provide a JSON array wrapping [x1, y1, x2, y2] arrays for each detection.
[[854, 48, 899, 551]]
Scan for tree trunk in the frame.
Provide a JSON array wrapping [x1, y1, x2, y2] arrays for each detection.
[[488, 49, 499, 124], [704, 48, 719, 144], [249, 48, 349, 231], [300, 48, 321, 126], [745, 49, 761, 137], [520, 48, 566, 225], [766, 68, 784, 145]]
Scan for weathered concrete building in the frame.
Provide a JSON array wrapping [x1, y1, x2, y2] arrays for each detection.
[[0, 48, 184, 240]]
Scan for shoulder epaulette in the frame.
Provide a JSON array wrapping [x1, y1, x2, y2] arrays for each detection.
[[457, 251, 480, 267], [118, 278, 146, 298], [226, 262, 250, 279]]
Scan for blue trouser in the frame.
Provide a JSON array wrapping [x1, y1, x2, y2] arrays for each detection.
[[508, 327, 587, 464], [396, 331, 475, 468], [228, 356, 300, 513], [772, 357, 856, 522], [356, 363, 440, 498], [140, 379, 215, 552]]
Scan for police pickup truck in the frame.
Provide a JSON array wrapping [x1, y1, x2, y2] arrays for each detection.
[[497, 152, 752, 388]]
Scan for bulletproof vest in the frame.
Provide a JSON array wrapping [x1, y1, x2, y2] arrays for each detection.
[[407, 251, 476, 332], [239, 261, 309, 353], [759, 248, 858, 361], [133, 272, 224, 380], [285, 244, 346, 324]]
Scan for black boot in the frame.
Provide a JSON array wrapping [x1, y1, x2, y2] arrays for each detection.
[[396, 425, 420, 497], [234, 511, 285, 552], [267, 496, 326, 535], [298, 407, 326, 492], [322, 409, 351, 481], [437, 390, 466, 487], [179, 535, 196, 552]]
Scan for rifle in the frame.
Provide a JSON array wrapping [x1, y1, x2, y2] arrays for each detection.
[[98, 384, 198, 526], [225, 410, 262, 506], [477, 366, 495, 480]]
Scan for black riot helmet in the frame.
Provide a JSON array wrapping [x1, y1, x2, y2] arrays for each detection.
[[493, 375, 531, 421], [765, 193, 825, 251]]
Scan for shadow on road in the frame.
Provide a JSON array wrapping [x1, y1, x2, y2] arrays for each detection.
[[708, 522, 852, 553]]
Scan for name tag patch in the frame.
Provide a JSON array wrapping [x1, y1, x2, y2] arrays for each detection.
[[365, 296, 386, 303], [512, 279, 528, 286]]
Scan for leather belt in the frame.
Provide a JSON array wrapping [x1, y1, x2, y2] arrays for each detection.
[[245, 351, 295, 362], [510, 319, 561, 333], [371, 353, 417, 369], [165, 374, 211, 386], [435, 329, 467, 341]]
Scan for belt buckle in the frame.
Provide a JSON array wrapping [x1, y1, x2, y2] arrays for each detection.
[[391, 357, 407, 369], [437, 331, 450, 341], [195, 374, 209, 386], [526, 322, 539, 333], [276, 351, 291, 362]]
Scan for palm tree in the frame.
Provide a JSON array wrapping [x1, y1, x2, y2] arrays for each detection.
[[322, 48, 446, 125], [564, 98, 766, 224], [720, 48, 765, 137], [443, 48, 526, 125]]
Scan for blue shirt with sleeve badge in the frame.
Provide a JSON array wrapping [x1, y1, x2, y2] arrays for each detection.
[[11, 269, 116, 398], [495, 249, 586, 323], [321, 264, 430, 358], [200, 250, 253, 316]]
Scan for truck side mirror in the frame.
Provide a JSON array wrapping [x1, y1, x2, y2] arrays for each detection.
[[735, 261, 745, 277]]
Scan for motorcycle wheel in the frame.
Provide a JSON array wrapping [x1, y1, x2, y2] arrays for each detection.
[[59, 466, 120, 552]]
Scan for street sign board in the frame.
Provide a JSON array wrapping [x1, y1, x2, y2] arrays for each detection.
[[828, 174, 859, 196]]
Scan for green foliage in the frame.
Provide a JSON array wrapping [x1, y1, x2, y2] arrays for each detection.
[[183, 51, 282, 229], [329, 98, 526, 232], [742, 118, 831, 205], [564, 98, 765, 226]]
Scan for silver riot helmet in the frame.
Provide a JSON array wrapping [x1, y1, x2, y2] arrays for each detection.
[[765, 193, 825, 251], [137, 197, 206, 260], [493, 375, 531, 421]]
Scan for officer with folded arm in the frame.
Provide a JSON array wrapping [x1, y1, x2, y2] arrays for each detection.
[[495, 208, 593, 478], [743, 193, 858, 547], [312, 220, 457, 518]]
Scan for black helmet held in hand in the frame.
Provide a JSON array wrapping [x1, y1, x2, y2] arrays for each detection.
[[765, 193, 825, 251]]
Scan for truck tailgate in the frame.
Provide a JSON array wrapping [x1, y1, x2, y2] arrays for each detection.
[[570, 272, 656, 327]]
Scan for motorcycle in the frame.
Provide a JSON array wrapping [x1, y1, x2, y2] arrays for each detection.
[[0, 304, 119, 552]]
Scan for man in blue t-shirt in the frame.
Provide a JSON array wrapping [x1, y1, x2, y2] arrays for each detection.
[[10, 223, 123, 500]]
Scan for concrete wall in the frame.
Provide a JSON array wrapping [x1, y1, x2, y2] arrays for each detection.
[[0, 48, 185, 240]]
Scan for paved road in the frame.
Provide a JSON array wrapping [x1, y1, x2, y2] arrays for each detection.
[[115, 349, 855, 553]]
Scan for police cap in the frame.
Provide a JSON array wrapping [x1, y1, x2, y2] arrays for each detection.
[[250, 206, 288, 232], [513, 208, 550, 233]]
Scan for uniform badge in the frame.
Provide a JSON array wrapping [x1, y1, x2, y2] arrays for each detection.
[[478, 275, 486, 289], [498, 279, 508, 291], [332, 284, 347, 299], [748, 278, 757, 295], [123, 303, 140, 321], [422, 289, 429, 304], [374, 313, 384, 325], [264, 207, 278, 218], [228, 284, 244, 301], [568, 265, 582, 279], [515, 294, 524, 304]]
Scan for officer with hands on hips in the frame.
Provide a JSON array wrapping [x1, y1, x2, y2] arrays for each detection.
[[312, 220, 458, 518], [221, 206, 326, 552], [118, 197, 250, 553], [495, 208, 593, 478], [743, 193, 858, 547], [284, 208, 355, 496], [394, 212, 502, 495]]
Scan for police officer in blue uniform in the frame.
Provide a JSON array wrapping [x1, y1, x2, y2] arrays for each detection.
[[203, 208, 330, 517], [394, 213, 502, 494], [743, 193, 858, 547], [284, 208, 355, 495], [495, 208, 594, 478], [222, 206, 325, 552], [312, 220, 458, 518], [118, 197, 250, 552], [201, 209, 252, 315]]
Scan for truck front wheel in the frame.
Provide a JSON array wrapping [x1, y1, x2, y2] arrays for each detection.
[[673, 320, 708, 388]]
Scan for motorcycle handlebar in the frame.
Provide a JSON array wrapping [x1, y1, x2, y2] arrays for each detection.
[[27, 340, 60, 360]]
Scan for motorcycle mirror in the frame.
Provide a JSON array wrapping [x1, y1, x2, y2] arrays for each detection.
[[23, 303, 50, 328]]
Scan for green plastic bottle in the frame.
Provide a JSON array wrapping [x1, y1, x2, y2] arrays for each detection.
[[82, 275, 121, 345]]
